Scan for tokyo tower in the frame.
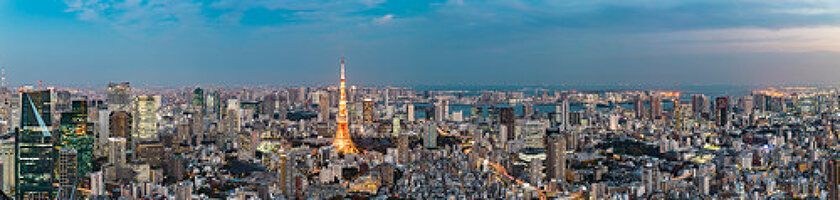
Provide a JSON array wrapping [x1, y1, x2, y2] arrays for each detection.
[[332, 58, 359, 154]]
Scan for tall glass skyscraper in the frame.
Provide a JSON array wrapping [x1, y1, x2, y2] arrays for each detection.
[[58, 100, 94, 186], [16, 89, 55, 199]]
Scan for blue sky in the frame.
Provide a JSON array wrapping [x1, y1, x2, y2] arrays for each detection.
[[1, 0, 840, 87]]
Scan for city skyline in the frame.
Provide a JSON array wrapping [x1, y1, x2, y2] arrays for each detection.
[[2, 0, 840, 86]]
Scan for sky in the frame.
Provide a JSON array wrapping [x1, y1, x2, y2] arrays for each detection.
[[1, 0, 840, 87]]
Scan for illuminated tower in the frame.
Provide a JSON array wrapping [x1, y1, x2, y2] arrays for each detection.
[[333, 58, 359, 154]]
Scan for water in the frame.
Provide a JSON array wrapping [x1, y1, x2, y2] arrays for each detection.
[[406, 84, 765, 119]]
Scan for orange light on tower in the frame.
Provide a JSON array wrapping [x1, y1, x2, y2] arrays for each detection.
[[333, 58, 359, 154]]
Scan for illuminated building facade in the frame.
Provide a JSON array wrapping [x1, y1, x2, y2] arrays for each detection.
[[107, 82, 130, 112], [132, 95, 159, 142], [58, 100, 94, 185], [193, 87, 205, 111], [332, 58, 359, 154], [15, 90, 55, 199], [362, 98, 373, 124]]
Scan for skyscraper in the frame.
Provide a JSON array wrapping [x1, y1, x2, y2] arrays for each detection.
[[56, 148, 77, 199], [829, 158, 840, 200], [634, 94, 646, 119], [193, 87, 205, 111], [58, 100, 94, 185], [650, 95, 662, 120], [715, 97, 729, 127], [545, 128, 566, 184], [499, 107, 515, 141], [16, 89, 56, 199], [332, 58, 359, 154], [109, 111, 131, 138], [561, 98, 569, 131], [424, 123, 437, 149], [407, 104, 415, 122], [434, 99, 448, 122], [362, 98, 374, 124], [132, 95, 159, 142], [107, 82, 130, 112], [319, 94, 330, 122]]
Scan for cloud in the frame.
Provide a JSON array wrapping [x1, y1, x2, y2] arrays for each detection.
[[64, 0, 207, 38], [372, 14, 394, 25]]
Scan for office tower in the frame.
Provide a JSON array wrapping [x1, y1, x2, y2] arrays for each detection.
[[650, 95, 662, 119], [108, 137, 127, 165], [561, 99, 569, 131], [261, 92, 278, 117], [753, 93, 768, 111], [0, 137, 14, 194], [634, 94, 646, 119], [295, 87, 305, 105], [392, 118, 400, 137], [109, 111, 131, 138], [332, 58, 359, 154], [739, 96, 754, 114], [56, 148, 77, 199], [545, 128, 566, 184], [280, 154, 294, 197], [16, 89, 56, 199], [830, 159, 840, 200], [424, 123, 437, 149], [499, 107, 515, 140], [398, 134, 409, 164], [193, 87, 205, 111], [107, 82, 130, 112], [407, 104, 415, 122], [132, 95, 159, 142], [362, 98, 374, 124], [715, 97, 729, 127], [434, 99, 448, 122], [319, 94, 330, 122], [529, 159, 543, 187], [90, 171, 104, 196], [58, 100, 94, 182], [205, 90, 221, 118]]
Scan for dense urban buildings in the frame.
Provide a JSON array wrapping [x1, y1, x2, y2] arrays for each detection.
[[0, 61, 839, 200]]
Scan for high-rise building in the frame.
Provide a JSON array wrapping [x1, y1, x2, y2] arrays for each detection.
[[650, 95, 662, 119], [545, 128, 566, 184], [499, 107, 515, 141], [434, 99, 448, 122], [16, 89, 56, 199], [107, 82, 130, 112], [634, 94, 646, 119], [192, 87, 205, 111], [132, 95, 159, 142], [109, 111, 131, 138], [407, 104, 415, 122], [56, 148, 77, 199], [715, 97, 729, 127], [830, 158, 840, 200], [362, 98, 374, 124], [0, 137, 14, 194], [332, 58, 359, 154], [398, 134, 409, 164], [205, 90, 221, 119], [58, 100, 94, 183], [319, 94, 330, 122], [424, 123, 437, 149], [392, 118, 400, 137], [561, 99, 569, 131]]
